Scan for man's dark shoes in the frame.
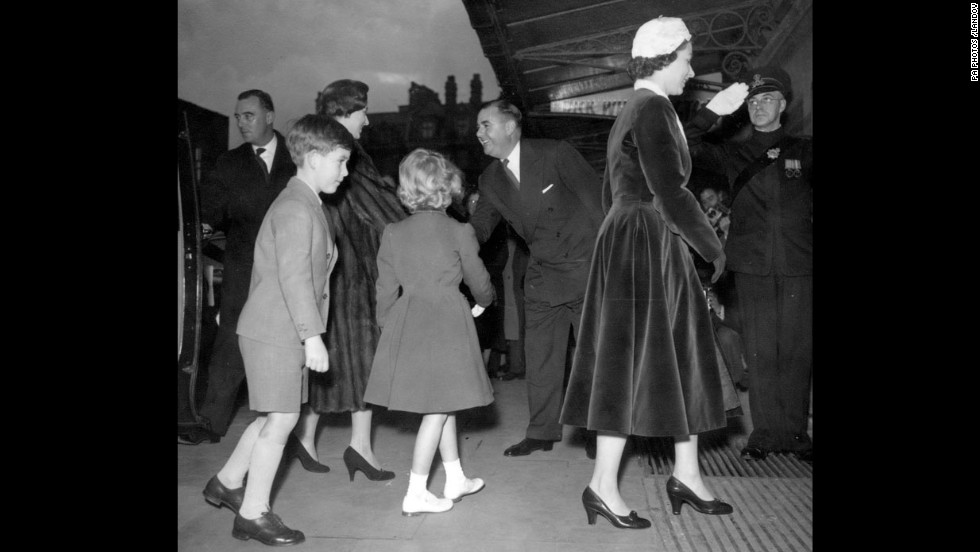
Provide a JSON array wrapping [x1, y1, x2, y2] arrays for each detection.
[[203, 475, 244, 513], [500, 372, 524, 381], [789, 434, 812, 463], [178, 426, 220, 445], [504, 437, 554, 457], [232, 511, 305, 546], [740, 446, 768, 461]]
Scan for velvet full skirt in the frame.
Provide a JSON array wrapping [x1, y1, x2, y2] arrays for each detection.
[[560, 199, 727, 437]]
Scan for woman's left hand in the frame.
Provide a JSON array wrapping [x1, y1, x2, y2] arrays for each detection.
[[710, 252, 726, 284]]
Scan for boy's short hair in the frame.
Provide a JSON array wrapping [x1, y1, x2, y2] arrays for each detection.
[[285, 114, 355, 166], [397, 148, 463, 212]]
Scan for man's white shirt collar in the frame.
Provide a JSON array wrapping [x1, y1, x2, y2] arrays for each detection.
[[504, 141, 521, 183]]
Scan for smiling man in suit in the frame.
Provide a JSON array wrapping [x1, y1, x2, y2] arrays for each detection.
[[469, 99, 603, 457], [180, 89, 297, 445]]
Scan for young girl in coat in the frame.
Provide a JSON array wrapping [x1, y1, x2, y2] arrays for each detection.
[[363, 148, 495, 516], [202, 115, 353, 546]]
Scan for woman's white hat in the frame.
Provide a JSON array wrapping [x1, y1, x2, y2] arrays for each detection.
[[631, 16, 692, 58]]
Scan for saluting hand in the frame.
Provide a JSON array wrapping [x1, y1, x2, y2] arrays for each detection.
[[304, 335, 330, 373], [706, 83, 750, 116]]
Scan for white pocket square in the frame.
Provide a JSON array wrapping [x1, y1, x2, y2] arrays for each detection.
[[542, 184, 554, 194]]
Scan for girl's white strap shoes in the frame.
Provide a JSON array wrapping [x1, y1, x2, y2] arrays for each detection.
[[444, 477, 485, 503], [402, 489, 454, 516]]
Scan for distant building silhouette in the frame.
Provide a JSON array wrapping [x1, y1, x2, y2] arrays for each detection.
[[360, 74, 490, 192]]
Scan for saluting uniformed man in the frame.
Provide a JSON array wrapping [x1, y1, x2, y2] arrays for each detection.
[[685, 67, 813, 463]]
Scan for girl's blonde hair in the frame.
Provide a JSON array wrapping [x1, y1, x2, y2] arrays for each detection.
[[397, 148, 463, 212]]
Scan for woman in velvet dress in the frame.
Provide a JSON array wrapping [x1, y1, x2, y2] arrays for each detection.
[[560, 17, 747, 527], [287, 80, 406, 481]]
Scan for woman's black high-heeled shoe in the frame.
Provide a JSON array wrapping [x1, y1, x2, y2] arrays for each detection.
[[665, 476, 733, 515], [581, 487, 651, 529], [343, 446, 395, 482], [287, 434, 330, 473]]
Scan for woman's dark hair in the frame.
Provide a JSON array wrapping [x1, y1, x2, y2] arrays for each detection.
[[315, 79, 369, 118], [625, 40, 690, 81]]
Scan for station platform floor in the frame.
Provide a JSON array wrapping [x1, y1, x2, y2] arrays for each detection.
[[178, 376, 812, 551]]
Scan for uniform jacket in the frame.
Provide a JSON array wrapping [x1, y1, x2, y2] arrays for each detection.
[[237, 178, 337, 349], [199, 131, 296, 326], [469, 138, 604, 306], [686, 109, 813, 276]]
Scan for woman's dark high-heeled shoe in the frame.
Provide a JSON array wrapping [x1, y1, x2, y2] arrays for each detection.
[[665, 476, 733, 515], [343, 446, 395, 482], [287, 434, 330, 473], [581, 487, 651, 529]]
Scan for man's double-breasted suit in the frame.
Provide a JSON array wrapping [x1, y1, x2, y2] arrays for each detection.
[[469, 138, 603, 442]]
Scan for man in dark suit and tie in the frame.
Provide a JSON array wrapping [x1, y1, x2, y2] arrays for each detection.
[[179, 89, 297, 444], [469, 100, 604, 457]]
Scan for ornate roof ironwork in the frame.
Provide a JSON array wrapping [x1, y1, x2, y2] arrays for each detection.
[[512, 0, 783, 81]]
